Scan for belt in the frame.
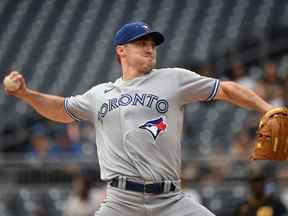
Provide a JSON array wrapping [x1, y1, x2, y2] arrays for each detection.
[[110, 177, 176, 194]]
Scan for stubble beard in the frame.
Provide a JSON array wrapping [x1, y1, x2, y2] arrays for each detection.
[[142, 57, 156, 74]]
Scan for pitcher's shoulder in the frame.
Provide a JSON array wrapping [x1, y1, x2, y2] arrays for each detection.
[[86, 82, 114, 94], [153, 67, 192, 74], [153, 67, 193, 77]]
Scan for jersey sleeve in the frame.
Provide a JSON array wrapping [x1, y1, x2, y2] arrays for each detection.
[[176, 68, 220, 105], [64, 88, 95, 121]]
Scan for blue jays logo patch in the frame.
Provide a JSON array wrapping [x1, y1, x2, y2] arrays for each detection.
[[139, 117, 168, 141]]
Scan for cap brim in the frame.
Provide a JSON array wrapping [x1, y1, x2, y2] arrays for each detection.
[[126, 31, 164, 46]]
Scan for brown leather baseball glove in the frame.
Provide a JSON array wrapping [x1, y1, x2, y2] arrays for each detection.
[[250, 107, 288, 160]]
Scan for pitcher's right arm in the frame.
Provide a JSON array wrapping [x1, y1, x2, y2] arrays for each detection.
[[3, 71, 74, 123]]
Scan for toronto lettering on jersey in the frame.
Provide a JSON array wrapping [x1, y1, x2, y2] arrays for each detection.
[[98, 93, 169, 121]]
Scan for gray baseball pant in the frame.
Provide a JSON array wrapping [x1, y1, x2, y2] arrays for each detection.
[[95, 184, 215, 216]]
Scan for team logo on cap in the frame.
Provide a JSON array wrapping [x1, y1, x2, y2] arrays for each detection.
[[139, 116, 167, 141], [142, 24, 150, 33]]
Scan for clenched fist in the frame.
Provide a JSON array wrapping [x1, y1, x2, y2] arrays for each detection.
[[3, 71, 27, 97]]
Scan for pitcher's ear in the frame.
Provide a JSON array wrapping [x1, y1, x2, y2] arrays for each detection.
[[116, 45, 125, 56]]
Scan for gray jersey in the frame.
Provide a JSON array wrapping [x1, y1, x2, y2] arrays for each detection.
[[64, 68, 220, 181]]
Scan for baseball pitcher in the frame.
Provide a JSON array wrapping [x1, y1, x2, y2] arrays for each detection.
[[4, 22, 277, 216]]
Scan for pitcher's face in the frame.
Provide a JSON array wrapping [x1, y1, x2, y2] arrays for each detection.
[[118, 36, 157, 74]]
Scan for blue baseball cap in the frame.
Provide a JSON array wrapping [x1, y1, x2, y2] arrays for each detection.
[[113, 21, 164, 48]]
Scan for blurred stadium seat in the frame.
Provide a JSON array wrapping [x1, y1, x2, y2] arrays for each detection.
[[0, 0, 288, 215]]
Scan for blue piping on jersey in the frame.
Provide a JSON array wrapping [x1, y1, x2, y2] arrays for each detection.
[[64, 98, 82, 121], [206, 80, 220, 102]]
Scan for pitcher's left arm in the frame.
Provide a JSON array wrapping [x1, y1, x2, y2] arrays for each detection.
[[215, 81, 274, 113]]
